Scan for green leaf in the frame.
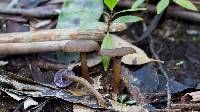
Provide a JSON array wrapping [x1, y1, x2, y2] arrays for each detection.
[[131, 0, 145, 10], [117, 94, 127, 103], [101, 33, 113, 71], [173, 0, 198, 11], [125, 100, 137, 105], [113, 16, 143, 23], [104, 0, 118, 11], [57, 0, 103, 29], [56, 0, 103, 64], [79, 22, 105, 30], [156, 0, 170, 14]]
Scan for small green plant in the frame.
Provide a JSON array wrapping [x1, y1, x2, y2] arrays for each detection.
[[156, 0, 198, 14], [102, 0, 144, 71], [101, 0, 198, 71], [117, 94, 137, 105]]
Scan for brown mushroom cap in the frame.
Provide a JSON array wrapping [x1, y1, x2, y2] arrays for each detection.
[[63, 40, 100, 52], [98, 47, 136, 57]]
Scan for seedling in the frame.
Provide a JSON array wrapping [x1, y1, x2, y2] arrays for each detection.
[[102, 0, 144, 71], [117, 94, 137, 105]]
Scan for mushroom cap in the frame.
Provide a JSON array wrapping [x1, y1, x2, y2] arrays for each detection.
[[98, 47, 136, 57], [63, 40, 100, 52]]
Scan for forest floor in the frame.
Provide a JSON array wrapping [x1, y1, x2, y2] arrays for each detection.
[[0, 0, 200, 112]]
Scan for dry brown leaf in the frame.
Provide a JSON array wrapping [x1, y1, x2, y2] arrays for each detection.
[[187, 91, 200, 102], [73, 104, 96, 112], [91, 75, 103, 90], [112, 35, 163, 65], [68, 56, 101, 70], [67, 88, 88, 97]]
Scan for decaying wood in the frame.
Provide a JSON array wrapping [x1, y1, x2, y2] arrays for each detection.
[[118, 1, 200, 22], [0, 40, 102, 55], [0, 5, 59, 18], [0, 40, 68, 55], [0, 23, 127, 43], [171, 103, 200, 110], [147, 5, 200, 23], [63, 75, 106, 107], [10, 59, 68, 71], [0, 28, 105, 43], [0, 14, 27, 22]]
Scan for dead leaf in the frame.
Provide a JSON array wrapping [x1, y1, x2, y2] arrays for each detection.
[[112, 35, 163, 65], [187, 91, 200, 102], [91, 75, 103, 90], [24, 97, 38, 109], [108, 100, 148, 112], [73, 104, 96, 112], [67, 88, 88, 97], [87, 56, 102, 67], [0, 61, 8, 66], [5, 91, 24, 101], [68, 56, 101, 70]]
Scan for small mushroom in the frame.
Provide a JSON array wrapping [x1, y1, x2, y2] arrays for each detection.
[[63, 40, 100, 81], [98, 47, 136, 94]]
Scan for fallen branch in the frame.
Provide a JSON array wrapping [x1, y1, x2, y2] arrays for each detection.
[[152, 109, 181, 112], [63, 75, 106, 107], [0, 14, 27, 22], [0, 5, 59, 18], [147, 5, 200, 23], [0, 23, 127, 43], [118, 2, 200, 22], [0, 29, 105, 43], [171, 103, 200, 110], [10, 59, 68, 71], [0, 40, 68, 55]]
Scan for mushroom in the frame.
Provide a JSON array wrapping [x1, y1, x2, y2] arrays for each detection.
[[98, 47, 136, 94], [63, 40, 100, 81]]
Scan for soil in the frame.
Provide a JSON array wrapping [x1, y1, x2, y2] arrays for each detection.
[[154, 19, 200, 87]]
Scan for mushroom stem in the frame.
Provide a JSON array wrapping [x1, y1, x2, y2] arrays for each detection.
[[80, 52, 89, 81], [112, 57, 122, 94]]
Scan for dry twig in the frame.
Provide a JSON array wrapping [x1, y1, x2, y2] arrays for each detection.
[[149, 35, 171, 111], [63, 75, 106, 107], [171, 103, 200, 110], [0, 5, 59, 18]]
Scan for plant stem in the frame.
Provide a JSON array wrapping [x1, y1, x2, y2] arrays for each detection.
[[107, 10, 114, 32]]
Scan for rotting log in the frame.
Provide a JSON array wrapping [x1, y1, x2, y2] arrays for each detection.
[[0, 29, 105, 43], [0, 23, 126, 43], [0, 5, 59, 18], [147, 5, 200, 23], [0, 40, 70, 55], [118, 1, 200, 22]]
